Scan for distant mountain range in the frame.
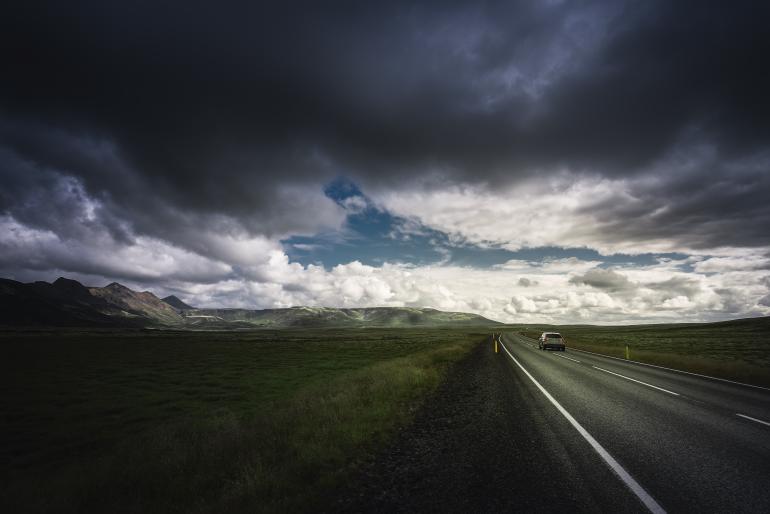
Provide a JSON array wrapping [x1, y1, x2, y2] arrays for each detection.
[[179, 306, 496, 329], [0, 277, 499, 329]]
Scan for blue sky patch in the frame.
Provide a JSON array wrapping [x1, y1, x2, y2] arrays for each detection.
[[283, 178, 693, 271]]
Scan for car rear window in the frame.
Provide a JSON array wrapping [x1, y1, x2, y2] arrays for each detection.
[[545, 334, 562, 339]]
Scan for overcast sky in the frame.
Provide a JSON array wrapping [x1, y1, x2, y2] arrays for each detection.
[[2, 1, 770, 323]]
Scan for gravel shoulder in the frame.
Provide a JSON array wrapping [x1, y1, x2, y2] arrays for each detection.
[[328, 336, 644, 513]]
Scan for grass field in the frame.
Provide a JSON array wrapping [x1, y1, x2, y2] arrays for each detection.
[[509, 316, 770, 386], [0, 327, 483, 513]]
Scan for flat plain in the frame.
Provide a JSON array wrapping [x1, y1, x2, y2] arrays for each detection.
[[0, 327, 482, 513], [2, 318, 768, 513]]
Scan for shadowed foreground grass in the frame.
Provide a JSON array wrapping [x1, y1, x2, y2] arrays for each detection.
[[514, 317, 770, 386], [0, 329, 482, 513]]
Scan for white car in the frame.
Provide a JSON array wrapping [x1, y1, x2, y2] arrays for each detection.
[[538, 332, 566, 351]]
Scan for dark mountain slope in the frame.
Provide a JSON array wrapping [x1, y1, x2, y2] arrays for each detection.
[[0, 278, 133, 327], [162, 295, 195, 310]]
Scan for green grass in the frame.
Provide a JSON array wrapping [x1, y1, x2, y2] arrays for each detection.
[[508, 317, 770, 386], [0, 327, 483, 513]]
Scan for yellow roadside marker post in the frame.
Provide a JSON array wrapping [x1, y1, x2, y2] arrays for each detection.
[[495, 336, 498, 353], [625, 345, 630, 360]]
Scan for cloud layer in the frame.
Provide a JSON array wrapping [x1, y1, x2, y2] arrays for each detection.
[[1, 1, 770, 322]]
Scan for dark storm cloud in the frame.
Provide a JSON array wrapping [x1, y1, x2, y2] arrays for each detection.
[[569, 268, 635, 292], [1, 0, 770, 259], [569, 147, 770, 251], [569, 270, 708, 307]]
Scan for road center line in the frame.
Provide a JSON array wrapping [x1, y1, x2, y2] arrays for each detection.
[[499, 340, 666, 514], [736, 413, 770, 427], [555, 353, 581, 363], [592, 366, 680, 396], [511, 335, 537, 350]]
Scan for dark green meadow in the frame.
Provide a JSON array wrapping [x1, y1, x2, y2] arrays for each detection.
[[510, 316, 770, 386], [0, 327, 484, 513]]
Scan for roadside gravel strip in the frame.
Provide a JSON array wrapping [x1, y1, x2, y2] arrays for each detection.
[[331, 337, 645, 513]]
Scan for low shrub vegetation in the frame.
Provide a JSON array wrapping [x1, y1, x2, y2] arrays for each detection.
[[0, 328, 481, 513]]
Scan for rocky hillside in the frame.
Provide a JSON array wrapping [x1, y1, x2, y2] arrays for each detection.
[[89, 283, 183, 324]]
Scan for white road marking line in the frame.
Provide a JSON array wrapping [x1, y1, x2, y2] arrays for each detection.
[[592, 366, 680, 396], [736, 413, 770, 427], [499, 341, 665, 514], [567, 347, 770, 392], [555, 353, 581, 363]]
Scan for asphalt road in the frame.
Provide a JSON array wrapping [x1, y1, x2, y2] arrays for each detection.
[[333, 334, 770, 513], [500, 332, 770, 513]]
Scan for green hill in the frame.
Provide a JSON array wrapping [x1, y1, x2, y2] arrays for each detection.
[[182, 306, 499, 328]]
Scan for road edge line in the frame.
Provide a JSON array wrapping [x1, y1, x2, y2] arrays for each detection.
[[736, 413, 770, 427], [592, 366, 680, 396], [499, 339, 666, 514]]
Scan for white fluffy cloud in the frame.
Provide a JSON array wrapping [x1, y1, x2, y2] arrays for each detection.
[[153, 255, 770, 324], [2, 167, 769, 324], [4, 205, 770, 323], [371, 169, 770, 259], [692, 254, 770, 273], [373, 176, 644, 254], [0, 215, 233, 284]]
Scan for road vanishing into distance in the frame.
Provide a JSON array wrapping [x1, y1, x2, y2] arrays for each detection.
[[498, 332, 770, 514], [335, 333, 770, 513]]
